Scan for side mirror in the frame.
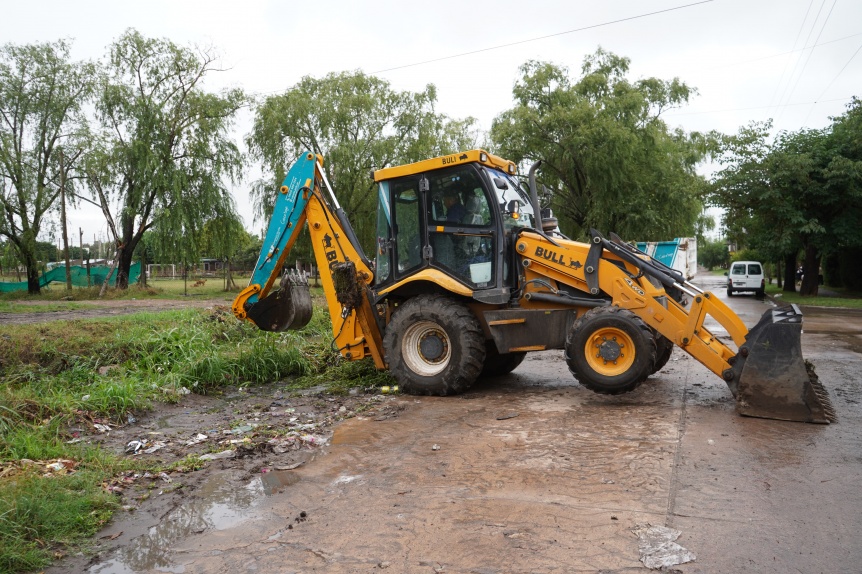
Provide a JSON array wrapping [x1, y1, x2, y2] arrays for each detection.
[[506, 199, 522, 216]]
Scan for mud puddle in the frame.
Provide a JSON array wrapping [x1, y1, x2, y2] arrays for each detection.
[[89, 472, 277, 574]]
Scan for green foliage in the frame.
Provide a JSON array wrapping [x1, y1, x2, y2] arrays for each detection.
[[84, 29, 248, 289], [709, 99, 862, 295], [490, 50, 708, 240], [0, 40, 94, 294], [699, 238, 730, 270], [0, 469, 119, 572], [247, 70, 479, 253]]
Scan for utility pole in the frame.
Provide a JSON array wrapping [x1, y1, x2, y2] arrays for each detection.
[[59, 150, 72, 291], [81, 227, 91, 287]]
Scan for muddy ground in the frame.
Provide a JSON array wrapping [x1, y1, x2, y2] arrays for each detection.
[[23, 276, 862, 573]]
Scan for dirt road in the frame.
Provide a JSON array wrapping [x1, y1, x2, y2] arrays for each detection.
[[0, 297, 231, 324], [55, 275, 862, 573]]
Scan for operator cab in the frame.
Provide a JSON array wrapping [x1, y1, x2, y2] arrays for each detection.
[[372, 150, 534, 297]]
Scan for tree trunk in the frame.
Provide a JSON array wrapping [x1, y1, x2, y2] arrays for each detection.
[[115, 246, 134, 289], [783, 253, 797, 293], [26, 259, 41, 295], [775, 259, 782, 289], [799, 244, 821, 296], [99, 255, 118, 298]]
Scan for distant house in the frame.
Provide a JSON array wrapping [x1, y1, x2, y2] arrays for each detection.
[[201, 258, 225, 274]]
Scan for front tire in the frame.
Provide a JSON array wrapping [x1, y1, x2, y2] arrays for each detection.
[[565, 306, 656, 395], [383, 295, 485, 395]]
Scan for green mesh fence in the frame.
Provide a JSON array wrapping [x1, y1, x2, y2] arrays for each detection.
[[0, 262, 141, 292]]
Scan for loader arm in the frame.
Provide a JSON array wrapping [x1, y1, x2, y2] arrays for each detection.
[[514, 228, 835, 423], [232, 152, 385, 368]]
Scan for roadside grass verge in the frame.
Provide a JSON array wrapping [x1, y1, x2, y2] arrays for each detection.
[[766, 285, 862, 309], [0, 303, 373, 571]]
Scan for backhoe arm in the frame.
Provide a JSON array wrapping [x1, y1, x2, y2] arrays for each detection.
[[232, 152, 385, 368]]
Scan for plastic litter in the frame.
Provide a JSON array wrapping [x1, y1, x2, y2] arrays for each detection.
[[125, 440, 148, 454], [184, 433, 208, 446], [142, 441, 167, 454], [631, 523, 696, 569], [199, 449, 237, 461]]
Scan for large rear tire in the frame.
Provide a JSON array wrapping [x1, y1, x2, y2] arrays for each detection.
[[480, 341, 527, 377], [383, 295, 485, 396], [565, 306, 656, 395]]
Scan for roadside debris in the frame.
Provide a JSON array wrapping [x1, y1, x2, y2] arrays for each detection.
[[199, 449, 237, 461], [631, 523, 696, 569]]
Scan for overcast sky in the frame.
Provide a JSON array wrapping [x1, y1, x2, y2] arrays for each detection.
[[3, 0, 861, 243]]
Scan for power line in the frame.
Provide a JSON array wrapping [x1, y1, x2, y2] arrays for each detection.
[[688, 32, 862, 72], [802, 39, 862, 125], [370, 0, 715, 74], [665, 96, 852, 116], [766, 0, 814, 109], [775, 0, 838, 122]]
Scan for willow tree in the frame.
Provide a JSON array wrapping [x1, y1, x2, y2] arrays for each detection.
[[0, 40, 92, 294], [491, 49, 707, 241], [84, 29, 246, 289], [247, 70, 478, 253]]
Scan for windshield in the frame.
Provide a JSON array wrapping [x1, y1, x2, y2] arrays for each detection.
[[486, 168, 534, 228]]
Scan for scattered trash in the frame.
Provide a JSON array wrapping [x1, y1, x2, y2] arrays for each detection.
[[46, 461, 66, 472], [380, 386, 399, 394], [432, 444, 441, 451], [199, 449, 237, 461], [158, 472, 172, 483], [184, 433, 209, 446], [142, 441, 167, 454], [601, 478, 615, 484], [94, 423, 112, 433], [127, 414, 137, 424], [227, 424, 256, 435], [125, 440, 148, 454], [632, 523, 696, 569], [99, 531, 123, 541], [707, 439, 715, 445], [496, 412, 519, 420], [81, 394, 90, 401]]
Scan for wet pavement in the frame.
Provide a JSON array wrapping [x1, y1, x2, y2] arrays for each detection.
[[82, 273, 862, 573]]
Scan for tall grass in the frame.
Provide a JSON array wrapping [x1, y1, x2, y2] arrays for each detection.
[[0, 304, 358, 571]]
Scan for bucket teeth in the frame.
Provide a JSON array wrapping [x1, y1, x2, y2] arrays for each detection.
[[805, 361, 837, 423]]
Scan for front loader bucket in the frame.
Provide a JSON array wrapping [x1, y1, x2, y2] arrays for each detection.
[[725, 304, 835, 423], [245, 270, 313, 332]]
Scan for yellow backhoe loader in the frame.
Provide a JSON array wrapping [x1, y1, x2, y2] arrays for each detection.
[[233, 150, 835, 424]]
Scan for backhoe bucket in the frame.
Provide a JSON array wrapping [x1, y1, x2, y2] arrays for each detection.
[[725, 304, 835, 423], [245, 270, 313, 332]]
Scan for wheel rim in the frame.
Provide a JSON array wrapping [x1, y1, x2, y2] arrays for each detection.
[[583, 326, 636, 376], [402, 320, 451, 376]]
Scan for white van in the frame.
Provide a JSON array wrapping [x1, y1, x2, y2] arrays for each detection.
[[726, 261, 765, 297]]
